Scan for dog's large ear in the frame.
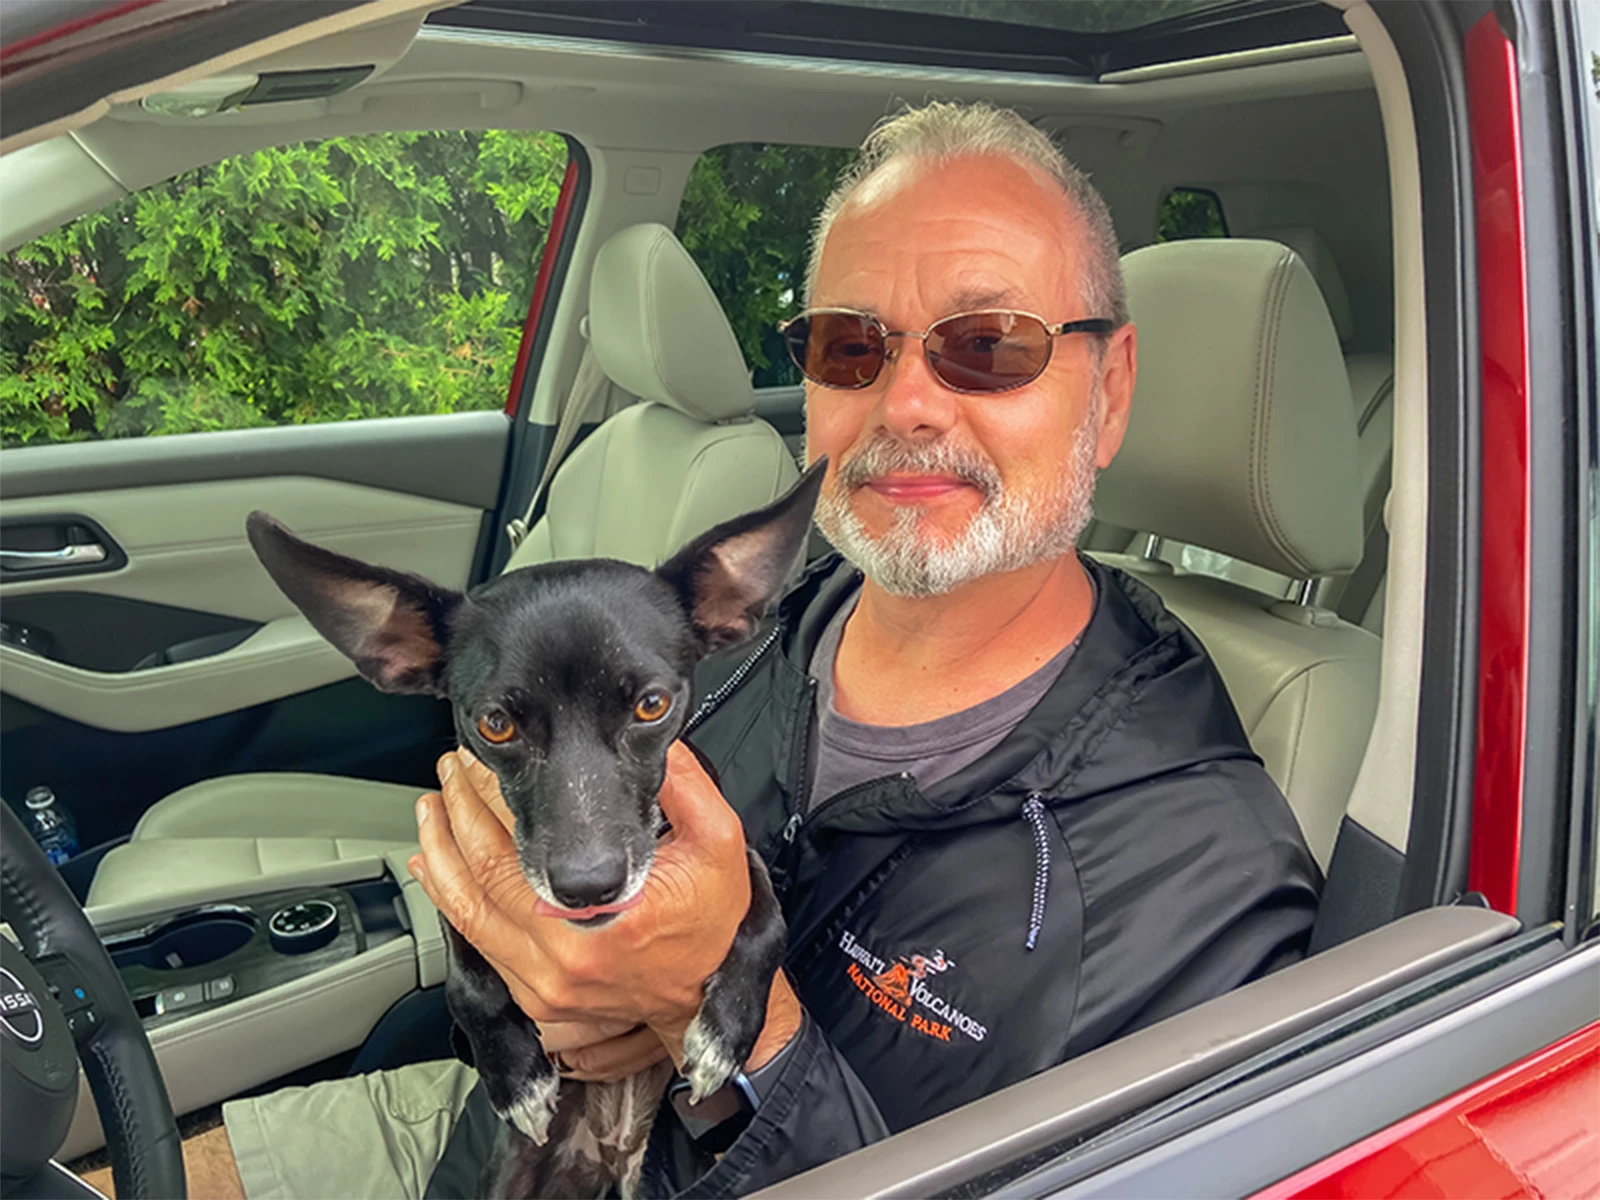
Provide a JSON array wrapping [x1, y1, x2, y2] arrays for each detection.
[[246, 512, 463, 695], [657, 459, 826, 655]]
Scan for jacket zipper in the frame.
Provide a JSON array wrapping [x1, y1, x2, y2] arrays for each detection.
[[780, 773, 918, 971], [776, 680, 914, 898], [773, 677, 819, 902], [684, 624, 781, 737], [775, 762, 916, 906]]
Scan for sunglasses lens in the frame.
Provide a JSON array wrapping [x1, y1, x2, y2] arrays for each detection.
[[786, 312, 885, 388], [926, 311, 1051, 393]]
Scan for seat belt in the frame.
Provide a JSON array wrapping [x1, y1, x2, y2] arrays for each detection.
[[1337, 498, 1390, 627], [505, 340, 610, 551]]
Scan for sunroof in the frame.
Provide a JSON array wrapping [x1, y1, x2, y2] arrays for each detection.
[[432, 1, 1349, 77], [830, 0, 1237, 36]]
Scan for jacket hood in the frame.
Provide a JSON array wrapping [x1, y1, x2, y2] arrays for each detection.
[[778, 554, 1264, 837]]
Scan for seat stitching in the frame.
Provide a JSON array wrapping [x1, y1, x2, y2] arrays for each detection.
[[671, 430, 739, 554], [1356, 370, 1394, 432], [1247, 255, 1282, 576], [1254, 251, 1299, 572], [1278, 669, 1313, 801], [588, 416, 615, 559], [1250, 250, 1311, 577], [666, 426, 789, 556], [1244, 654, 1372, 733], [644, 234, 676, 412]]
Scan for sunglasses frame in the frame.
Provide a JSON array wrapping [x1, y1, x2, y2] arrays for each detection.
[[777, 307, 1117, 395]]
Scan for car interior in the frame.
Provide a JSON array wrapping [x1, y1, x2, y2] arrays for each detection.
[[0, 0, 1542, 1191]]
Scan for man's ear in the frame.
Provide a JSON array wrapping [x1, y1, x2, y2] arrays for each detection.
[[246, 512, 463, 695], [656, 459, 826, 655], [1095, 322, 1137, 470]]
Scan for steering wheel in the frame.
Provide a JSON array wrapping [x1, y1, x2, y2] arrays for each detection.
[[1, 803, 185, 1198]]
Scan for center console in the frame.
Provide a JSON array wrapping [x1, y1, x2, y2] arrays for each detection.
[[57, 856, 441, 1162], [100, 881, 409, 1027]]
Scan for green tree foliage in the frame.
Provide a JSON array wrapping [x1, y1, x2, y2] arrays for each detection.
[[1, 130, 567, 446], [675, 142, 854, 387], [1157, 187, 1228, 241]]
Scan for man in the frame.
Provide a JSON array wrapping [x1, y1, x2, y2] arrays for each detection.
[[167, 100, 1320, 1199]]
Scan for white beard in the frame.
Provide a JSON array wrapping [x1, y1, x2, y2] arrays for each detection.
[[810, 390, 1102, 598]]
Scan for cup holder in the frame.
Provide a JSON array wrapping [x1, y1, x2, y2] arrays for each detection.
[[109, 908, 258, 972]]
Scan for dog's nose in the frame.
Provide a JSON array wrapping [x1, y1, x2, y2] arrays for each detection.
[[548, 849, 629, 910]]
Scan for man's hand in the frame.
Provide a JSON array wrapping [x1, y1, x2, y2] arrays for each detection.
[[538, 1019, 670, 1082], [409, 744, 796, 1069]]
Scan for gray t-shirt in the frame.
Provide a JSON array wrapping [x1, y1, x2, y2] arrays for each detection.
[[806, 586, 1083, 811]]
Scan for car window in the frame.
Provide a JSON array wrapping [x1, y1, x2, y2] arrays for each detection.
[[674, 142, 854, 388], [0, 130, 567, 446], [1157, 186, 1228, 241]]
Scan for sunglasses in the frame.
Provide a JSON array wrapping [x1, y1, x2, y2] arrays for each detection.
[[778, 308, 1115, 395]]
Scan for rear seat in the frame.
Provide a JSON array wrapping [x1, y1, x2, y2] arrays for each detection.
[[1091, 238, 1382, 873], [86, 223, 799, 916]]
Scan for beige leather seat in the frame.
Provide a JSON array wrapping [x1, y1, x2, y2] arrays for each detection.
[[88, 223, 798, 912], [1252, 226, 1393, 632], [1091, 238, 1382, 872], [1084, 226, 1394, 638]]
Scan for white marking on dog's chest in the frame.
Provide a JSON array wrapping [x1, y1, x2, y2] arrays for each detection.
[[568, 1062, 674, 1194]]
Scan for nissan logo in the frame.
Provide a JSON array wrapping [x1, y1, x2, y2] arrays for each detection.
[[0, 968, 44, 1044]]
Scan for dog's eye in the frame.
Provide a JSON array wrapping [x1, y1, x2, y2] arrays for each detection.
[[633, 691, 671, 723], [476, 711, 517, 744]]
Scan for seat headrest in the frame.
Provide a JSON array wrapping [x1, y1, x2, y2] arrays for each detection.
[[589, 223, 754, 423], [1096, 239, 1363, 580], [1252, 225, 1354, 344]]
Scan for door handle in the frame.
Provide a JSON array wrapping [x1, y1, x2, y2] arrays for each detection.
[[0, 544, 108, 569]]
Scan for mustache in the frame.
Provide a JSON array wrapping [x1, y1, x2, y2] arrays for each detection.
[[834, 434, 1002, 500]]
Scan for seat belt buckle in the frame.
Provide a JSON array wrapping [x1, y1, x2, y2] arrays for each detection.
[[505, 517, 529, 550]]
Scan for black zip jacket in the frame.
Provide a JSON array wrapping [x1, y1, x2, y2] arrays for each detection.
[[428, 555, 1321, 1198]]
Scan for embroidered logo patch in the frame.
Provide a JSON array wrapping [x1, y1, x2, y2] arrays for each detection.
[[838, 929, 987, 1043]]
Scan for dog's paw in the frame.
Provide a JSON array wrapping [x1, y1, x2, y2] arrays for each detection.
[[494, 1071, 561, 1145], [681, 1011, 740, 1103]]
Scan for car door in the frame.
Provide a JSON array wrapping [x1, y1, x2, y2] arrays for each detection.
[[750, 0, 1600, 1193], [0, 122, 584, 864]]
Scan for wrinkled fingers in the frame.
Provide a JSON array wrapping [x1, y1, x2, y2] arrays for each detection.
[[537, 1018, 641, 1053], [549, 1024, 670, 1082], [435, 753, 519, 877]]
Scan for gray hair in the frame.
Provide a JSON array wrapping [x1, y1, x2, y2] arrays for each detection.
[[806, 100, 1127, 328]]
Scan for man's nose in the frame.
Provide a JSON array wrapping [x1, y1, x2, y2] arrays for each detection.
[[874, 336, 960, 441], [547, 846, 629, 910]]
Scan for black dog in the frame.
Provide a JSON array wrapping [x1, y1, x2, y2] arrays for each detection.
[[245, 462, 824, 1197]]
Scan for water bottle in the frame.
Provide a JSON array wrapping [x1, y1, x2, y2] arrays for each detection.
[[24, 787, 78, 866]]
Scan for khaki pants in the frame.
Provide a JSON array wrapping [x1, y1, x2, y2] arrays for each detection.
[[222, 1060, 476, 1199]]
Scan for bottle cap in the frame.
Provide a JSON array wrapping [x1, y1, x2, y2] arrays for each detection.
[[25, 787, 55, 810]]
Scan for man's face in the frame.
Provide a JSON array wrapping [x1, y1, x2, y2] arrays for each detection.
[[803, 155, 1136, 596]]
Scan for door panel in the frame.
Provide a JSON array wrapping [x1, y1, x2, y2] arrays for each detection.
[[4, 612, 350, 733], [1, 476, 481, 615], [0, 412, 509, 838], [0, 474, 483, 730]]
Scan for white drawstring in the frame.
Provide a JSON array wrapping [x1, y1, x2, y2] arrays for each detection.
[[1021, 794, 1051, 951]]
